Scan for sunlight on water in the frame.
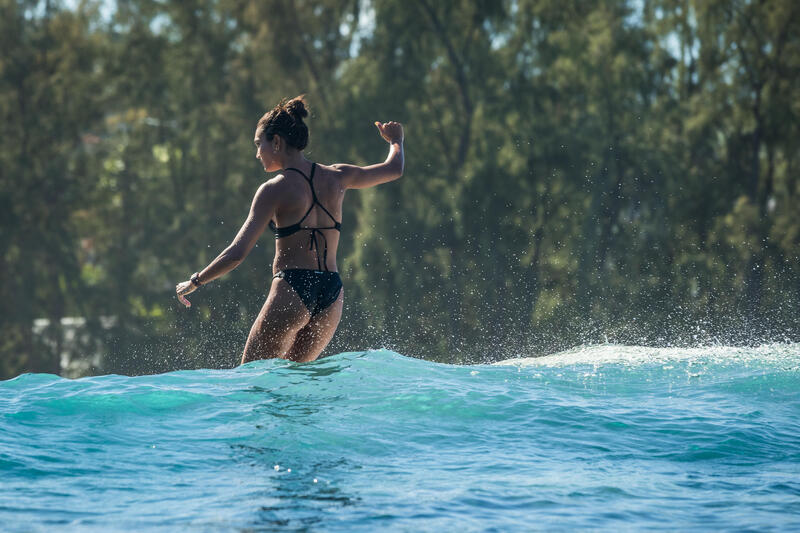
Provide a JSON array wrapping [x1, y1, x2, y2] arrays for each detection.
[[496, 342, 800, 368]]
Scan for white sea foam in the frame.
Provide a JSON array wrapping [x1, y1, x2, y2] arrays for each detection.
[[493, 342, 800, 368]]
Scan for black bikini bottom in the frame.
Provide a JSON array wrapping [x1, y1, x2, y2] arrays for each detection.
[[274, 269, 342, 317]]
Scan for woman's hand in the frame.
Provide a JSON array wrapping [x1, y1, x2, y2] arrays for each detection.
[[375, 121, 404, 144], [175, 279, 197, 307]]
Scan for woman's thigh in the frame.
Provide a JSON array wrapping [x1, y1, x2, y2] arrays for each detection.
[[285, 289, 344, 363], [241, 278, 310, 364]]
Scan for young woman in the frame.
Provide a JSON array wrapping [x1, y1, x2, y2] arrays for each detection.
[[175, 96, 404, 364]]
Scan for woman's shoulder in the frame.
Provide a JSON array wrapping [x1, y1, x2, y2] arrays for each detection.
[[250, 175, 292, 203], [291, 163, 342, 191], [317, 163, 352, 188], [258, 172, 313, 203], [261, 172, 300, 193]]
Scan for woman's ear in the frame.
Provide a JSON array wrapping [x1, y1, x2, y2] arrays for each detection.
[[272, 136, 281, 153]]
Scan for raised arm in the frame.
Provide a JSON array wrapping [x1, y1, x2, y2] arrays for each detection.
[[175, 180, 277, 306], [335, 121, 405, 190]]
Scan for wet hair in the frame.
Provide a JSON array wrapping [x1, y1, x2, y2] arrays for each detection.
[[255, 95, 309, 151]]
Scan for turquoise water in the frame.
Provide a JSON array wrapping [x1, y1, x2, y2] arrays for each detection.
[[2, 345, 799, 531]]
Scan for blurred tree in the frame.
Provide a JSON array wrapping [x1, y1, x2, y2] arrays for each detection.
[[0, 0, 106, 376], [1, 0, 798, 378]]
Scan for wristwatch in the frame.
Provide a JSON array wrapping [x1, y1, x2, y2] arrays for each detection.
[[190, 272, 203, 287]]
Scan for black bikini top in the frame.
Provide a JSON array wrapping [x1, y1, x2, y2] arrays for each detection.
[[269, 162, 341, 271]]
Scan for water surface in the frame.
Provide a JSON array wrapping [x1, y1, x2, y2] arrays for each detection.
[[2, 344, 799, 531]]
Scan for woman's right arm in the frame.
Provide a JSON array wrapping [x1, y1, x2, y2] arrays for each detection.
[[335, 121, 405, 189], [175, 180, 277, 306]]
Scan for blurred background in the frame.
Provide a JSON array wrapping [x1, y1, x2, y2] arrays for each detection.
[[1, 0, 798, 378]]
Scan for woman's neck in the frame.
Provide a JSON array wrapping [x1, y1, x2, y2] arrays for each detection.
[[280, 151, 309, 171]]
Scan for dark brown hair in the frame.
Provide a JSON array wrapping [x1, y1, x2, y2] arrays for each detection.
[[255, 95, 309, 151]]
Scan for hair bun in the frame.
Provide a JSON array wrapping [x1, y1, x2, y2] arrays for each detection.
[[284, 96, 308, 119], [256, 95, 310, 151]]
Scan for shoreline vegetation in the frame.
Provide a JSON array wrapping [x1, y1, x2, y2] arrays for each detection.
[[2, 1, 798, 377]]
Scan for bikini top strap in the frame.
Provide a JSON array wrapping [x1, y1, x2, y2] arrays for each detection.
[[306, 163, 340, 225], [283, 166, 310, 182], [284, 165, 315, 224], [276, 163, 341, 232]]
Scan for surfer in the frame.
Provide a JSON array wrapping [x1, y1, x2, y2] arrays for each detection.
[[175, 96, 404, 364]]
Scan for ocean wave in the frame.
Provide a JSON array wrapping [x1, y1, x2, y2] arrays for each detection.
[[1, 346, 799, 531]]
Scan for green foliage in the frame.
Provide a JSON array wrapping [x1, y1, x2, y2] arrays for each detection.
[[1, 0, 798, 378]]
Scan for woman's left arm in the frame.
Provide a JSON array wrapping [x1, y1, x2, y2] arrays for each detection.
[[176, 181, 277, 307]]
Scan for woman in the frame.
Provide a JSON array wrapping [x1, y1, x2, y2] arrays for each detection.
[[175, 96, 404, 364]]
